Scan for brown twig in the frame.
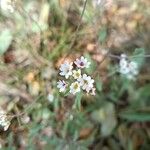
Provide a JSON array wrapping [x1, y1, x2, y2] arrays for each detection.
[[109, 54, 150, 59]]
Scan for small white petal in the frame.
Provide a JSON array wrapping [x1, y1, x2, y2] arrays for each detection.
[[70, 82, 81, 95], [74, 56, 91, 69], [57, 80, 67, 92], [59, 61, 73, 79], [47, 94, 54, 103]]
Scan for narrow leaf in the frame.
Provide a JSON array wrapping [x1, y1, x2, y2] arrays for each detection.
[[119, 112, 150, 122], [132, 48, 145, 66], [75, 92, 83, 110]]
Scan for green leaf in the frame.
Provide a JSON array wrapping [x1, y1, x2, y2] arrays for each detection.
[[42, 108, 51, 120], [119, 111, 150, 122], [132, 48, 145, 66], [98, 27, 107, 43], [92, 102, 117, 136], [84, 53, 96, 74], [0, 29, 13, 55], [62, 119, 70, 138], [96, 76, 102, 92], [75, 92, 83, 110], [64, 88, 70, 97]]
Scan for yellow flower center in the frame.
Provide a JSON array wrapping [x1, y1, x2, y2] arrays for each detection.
[[84, 80, 88, 85], [76, 72, 80, 77], [74, 83, 79, 90]]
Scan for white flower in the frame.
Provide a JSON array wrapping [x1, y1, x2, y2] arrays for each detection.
[[72, 69, 81, 79], [74, 56, 91, 69], [126, 61, 138, 79], [59, 61, 73, 79], [128, 61, 138, 75], [119, 58, 127, 68], [69, 114, 73, 120], [119, 54, 139, 80], [70, 82, 80, 95], [119, 58, 130, 74], [0, 110, 10, 131], [47, 93, 54, 103], [120, 53, 127, 59], [78, 74, 94, 93], [57, 80, 67, 92]]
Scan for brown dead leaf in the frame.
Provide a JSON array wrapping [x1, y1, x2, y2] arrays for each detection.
[[3, 51, 15, 64], [24, 72, 35, 84], [55, 54, 77, 69], [126, 20, 137, 32], [78, 128, 93, 140], [59, 0, 71, 10], [29, 81, 40, 96], [86, 43, 96, 52]]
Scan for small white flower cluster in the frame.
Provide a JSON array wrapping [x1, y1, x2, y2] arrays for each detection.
[[0, 109, 10, 131], [57, 56, 95, 95], [119, 54, 139, 79]]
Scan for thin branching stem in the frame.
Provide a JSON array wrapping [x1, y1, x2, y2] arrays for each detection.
[[108, 54, 150, 59], [62, 0, 88, 61]]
